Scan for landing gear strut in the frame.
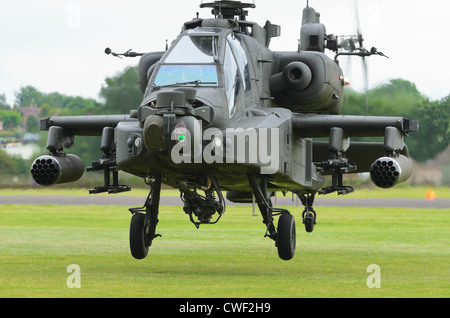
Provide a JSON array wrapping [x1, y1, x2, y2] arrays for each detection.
[[297, 192, 317, 233], [128, 174, 162, 259], [248, 175, 294, 260]]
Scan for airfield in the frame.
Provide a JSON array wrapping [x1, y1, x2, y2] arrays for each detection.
[[0, 187, 448, 298], [1, 193, 449, 209]]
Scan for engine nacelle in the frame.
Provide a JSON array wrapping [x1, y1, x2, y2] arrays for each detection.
[[270, 61, 312, 94], [370, 155, 412, 189], [270, 51, 344, 114], [31, 154, 84, 186]]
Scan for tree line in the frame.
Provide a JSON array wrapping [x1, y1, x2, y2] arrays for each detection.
[[0, 66, 448, 177], [342, 79, 450, 162]]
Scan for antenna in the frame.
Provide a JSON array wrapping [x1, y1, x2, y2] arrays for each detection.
[[307, 0, 309, 7]]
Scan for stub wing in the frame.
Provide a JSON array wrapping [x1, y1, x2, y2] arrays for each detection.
[[292, 114, 418, 189], [40, 114, 137, 136], [292, 114, 418, 138]]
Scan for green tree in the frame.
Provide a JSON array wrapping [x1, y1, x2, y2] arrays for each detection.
[[406, 95, 450, 162], [44, 92, 64, 110], [0, 110, 22, 129], [14, 86, 101, 116], [26, 115, 40, 133], [342, 78, 450, 162], [14, 86, 43, 107], [99, 66, 143, 114], [342, 78, 426, 116], [64, 96, 97, 115], [0, 93, 10, 110]]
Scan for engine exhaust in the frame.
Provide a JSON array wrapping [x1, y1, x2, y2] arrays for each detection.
[[31, 154, 84, 186], [370, 155, 412, 189]]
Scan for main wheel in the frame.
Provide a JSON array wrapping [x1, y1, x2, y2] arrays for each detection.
[[130, 213, 149, 259], [277, 213, 296, 261]]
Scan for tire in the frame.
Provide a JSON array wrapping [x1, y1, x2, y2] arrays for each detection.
[[130, 213, 149, 260], [277, 213, 296, 261], [304, 213, 315, 233]]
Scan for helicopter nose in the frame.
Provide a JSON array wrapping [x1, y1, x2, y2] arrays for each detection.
[[143, 90, 191, 152]]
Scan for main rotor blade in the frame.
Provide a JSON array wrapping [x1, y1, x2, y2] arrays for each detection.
[[354, 0, 363, 49], [362, 55, 369, 114], [354, 0, 368, 113]]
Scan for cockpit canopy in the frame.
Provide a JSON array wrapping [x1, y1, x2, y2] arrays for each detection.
[[147, 28, 253, 118], [153, 35, 220, 87]]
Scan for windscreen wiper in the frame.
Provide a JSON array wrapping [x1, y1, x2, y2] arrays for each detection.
[[152, 80, 217, 91]]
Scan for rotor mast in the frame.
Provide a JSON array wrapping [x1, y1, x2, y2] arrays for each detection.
[[200, 0, 256, 20]]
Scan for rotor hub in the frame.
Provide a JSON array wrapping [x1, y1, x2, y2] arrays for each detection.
[[200, 1, 255, 20]]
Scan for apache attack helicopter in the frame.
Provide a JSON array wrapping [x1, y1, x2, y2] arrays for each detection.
[[31, 0, 418, 261]]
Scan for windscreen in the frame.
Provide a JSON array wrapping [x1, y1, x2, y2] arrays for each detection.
[[153, 35, 219, 87], [153, 65, 218, 87]]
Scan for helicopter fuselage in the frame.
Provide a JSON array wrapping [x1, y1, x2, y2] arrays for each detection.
[[115, 25, 332, 194]]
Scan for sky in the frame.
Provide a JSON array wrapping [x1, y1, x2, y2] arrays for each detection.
[[1, 0, 449, 106]]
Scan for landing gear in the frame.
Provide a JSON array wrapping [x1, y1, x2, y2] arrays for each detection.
[[129, 213, 150, 259], [303, 212, 316, 233], [127, 172, 318, 261], [248, 175, 295, 260], [298, 192, 317, 233], [248, 174, 322, 261], [128, 174, 162, 260], [277, 213, 296, 260]]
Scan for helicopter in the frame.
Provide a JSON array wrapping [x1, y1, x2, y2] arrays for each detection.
[[30, 0, 418, 261]]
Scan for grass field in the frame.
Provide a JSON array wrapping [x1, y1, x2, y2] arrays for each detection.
[[0, 199, 448, 298]]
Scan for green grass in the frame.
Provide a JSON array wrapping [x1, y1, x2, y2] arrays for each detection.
[[0, 203, 448, 298]]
